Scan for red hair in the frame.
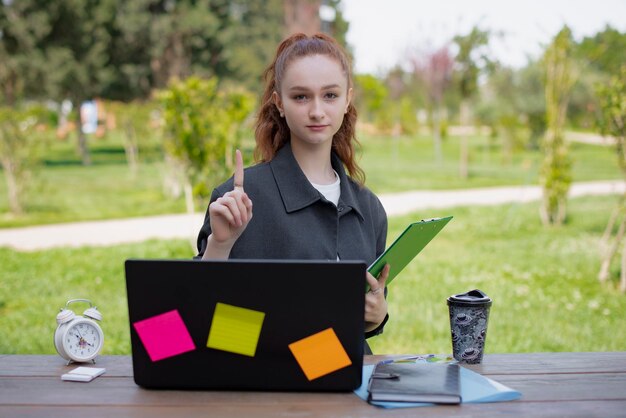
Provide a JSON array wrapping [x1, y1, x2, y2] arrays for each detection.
[[254, 33, 365, 185]]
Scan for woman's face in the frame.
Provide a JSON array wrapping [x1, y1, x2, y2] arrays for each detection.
[[273, 54, 352, 149]]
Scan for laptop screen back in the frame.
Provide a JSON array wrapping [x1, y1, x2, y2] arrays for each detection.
[[125, 259, 366, 391]]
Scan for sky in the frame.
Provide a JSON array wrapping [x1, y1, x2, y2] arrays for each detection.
[[341, 0, 626, 75]]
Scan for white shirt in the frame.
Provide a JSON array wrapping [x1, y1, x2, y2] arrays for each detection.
[[310, 170, 341, 206], [311, 170, 341, 260]]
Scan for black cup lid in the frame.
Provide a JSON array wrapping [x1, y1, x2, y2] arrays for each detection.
[[447, 289, 492, 306]]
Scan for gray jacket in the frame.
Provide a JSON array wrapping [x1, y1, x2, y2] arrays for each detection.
[[196, 142, 389, 342]]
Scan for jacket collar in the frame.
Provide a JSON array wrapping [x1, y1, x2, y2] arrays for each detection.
[[269, 142, 365, 221]]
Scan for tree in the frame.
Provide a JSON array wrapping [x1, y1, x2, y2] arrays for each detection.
[[106, 100, 157, 177], [0, 2, 51, 213], [109, 0, 284, 96], [596, 66, 626, 292], [105, 0, 225, 97], [353, 74, 388, 124], [568, 26, 626, 130], [398, 97, 418, 135], [411, 45, 454, 162], [0, 105, 47, 214], [159, 76, 254, 213], [211, 0, 284, 94], [576, 25, 626, 77], [324, 0, 350, 52], [478, 64, 528, 163], [0, 2, 44, 106], [383, 66, 421, 136], [0, 0, 123, 165], [1, 0, 280, 114], [452, 26, 493, 179], [540, 26, 576, 226], [517, 60, 547, 150]]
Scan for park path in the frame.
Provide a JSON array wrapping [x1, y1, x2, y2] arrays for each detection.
[[0, 179, 624, 251]]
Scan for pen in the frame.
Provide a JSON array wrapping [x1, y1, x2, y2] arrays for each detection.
[[371, 372, 399, 379], [377, 355, 428, 365]]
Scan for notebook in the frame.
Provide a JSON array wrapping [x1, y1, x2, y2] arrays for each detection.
[[125, 259, 366, 391], [367, 216, 453, 290], [368, 363, 461, 404]]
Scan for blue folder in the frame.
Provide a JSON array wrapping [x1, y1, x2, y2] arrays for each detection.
[[354, 361, 521, 408]]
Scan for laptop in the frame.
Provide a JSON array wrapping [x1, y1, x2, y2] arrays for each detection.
[[125, 259, 366, 391]]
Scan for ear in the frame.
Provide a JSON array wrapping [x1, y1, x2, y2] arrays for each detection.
[[272, 91, 284, 116], [345, 87, 353, 114]]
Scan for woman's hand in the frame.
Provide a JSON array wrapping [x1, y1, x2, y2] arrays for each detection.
[[365, 264, 390, 332], [202, 150, 253, 259]]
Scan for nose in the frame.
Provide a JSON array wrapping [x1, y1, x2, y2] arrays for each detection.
[[308, 98, 325, 120]]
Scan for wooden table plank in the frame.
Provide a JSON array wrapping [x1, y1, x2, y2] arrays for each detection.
[[2, 401, 626, 418], [3, 352, 625, 378], [0, 355, 132, 377], [464, 352, 626, 375], [493, 373, 626, 400], [373, 352, 626, 375], [1, 353, 625, 418], [0, 377, 359, 406], [1, 371, 625, 405]]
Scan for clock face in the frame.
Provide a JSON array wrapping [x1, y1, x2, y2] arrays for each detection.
[[63, 320, 103, 361]]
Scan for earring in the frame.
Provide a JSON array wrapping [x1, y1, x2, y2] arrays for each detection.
[[279, 111, 284, 117]]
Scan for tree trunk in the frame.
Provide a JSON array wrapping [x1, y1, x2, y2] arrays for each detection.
[[621, 238, 626, 293], [75, 104, 91, 165], [1, 158, 22, 214], [123, 121, 139, 177], [556, 195, 567, 226], [540, 28, 575, 226], [503, 130, 513, 165], [151, 32, 190, 88], [600, 197, 623, 246], [459, 100, 470, 179], [3, 71, 17, 106], [184, 179, 195, 215], [170, 31, 189, 80], [432, 106, 442, 163], [539, 193, 550, 226], [598, 215, 626, 283], [163, 154, 183, 199]]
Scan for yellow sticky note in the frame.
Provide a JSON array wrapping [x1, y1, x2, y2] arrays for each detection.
[[206, 302, 265, 357], [288, 328, 352, 381]]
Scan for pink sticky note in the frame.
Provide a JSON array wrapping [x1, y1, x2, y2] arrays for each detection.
[[133, 309, 196, 362]]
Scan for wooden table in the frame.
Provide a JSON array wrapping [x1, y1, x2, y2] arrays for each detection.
[[1, 352, 625, 418]]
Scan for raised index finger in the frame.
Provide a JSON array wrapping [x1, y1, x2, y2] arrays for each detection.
[[233, 149, 244, 191]]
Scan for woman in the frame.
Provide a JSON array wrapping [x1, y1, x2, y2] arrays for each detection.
[[196, 33, 389, 351]]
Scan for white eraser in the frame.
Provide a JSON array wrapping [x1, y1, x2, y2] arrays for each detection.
[[62, 373, 94, 382], [61, 367, 106, 382], [69, 367, 106, 377]]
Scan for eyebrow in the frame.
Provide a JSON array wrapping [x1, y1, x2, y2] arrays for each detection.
[[288, 84, 342, 91]]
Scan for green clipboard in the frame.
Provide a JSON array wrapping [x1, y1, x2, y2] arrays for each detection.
[[367, 216, 453, 290]]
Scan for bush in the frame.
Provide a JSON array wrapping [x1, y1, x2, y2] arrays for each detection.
[[158, 76, 254, 211]]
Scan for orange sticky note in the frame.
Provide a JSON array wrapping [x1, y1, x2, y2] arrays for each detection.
[[288, 328, 352, 381]]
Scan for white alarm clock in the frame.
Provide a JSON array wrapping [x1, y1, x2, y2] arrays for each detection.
[[54, 299, 104, 364]]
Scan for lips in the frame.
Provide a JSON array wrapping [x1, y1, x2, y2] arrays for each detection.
[[306, 125, 329, 131]]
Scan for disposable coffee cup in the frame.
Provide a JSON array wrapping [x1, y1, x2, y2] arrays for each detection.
[[447, 289, 492, 364]]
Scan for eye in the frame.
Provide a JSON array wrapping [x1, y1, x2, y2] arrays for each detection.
[[324, 92, 339, 100], [293, 94, 308, 102]]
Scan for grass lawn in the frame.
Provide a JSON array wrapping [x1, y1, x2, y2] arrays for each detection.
[[370, 194, 626, 354], [0, 130, 622, 227], [1, 194, 624, 355], [359, 133, 622, 192]]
